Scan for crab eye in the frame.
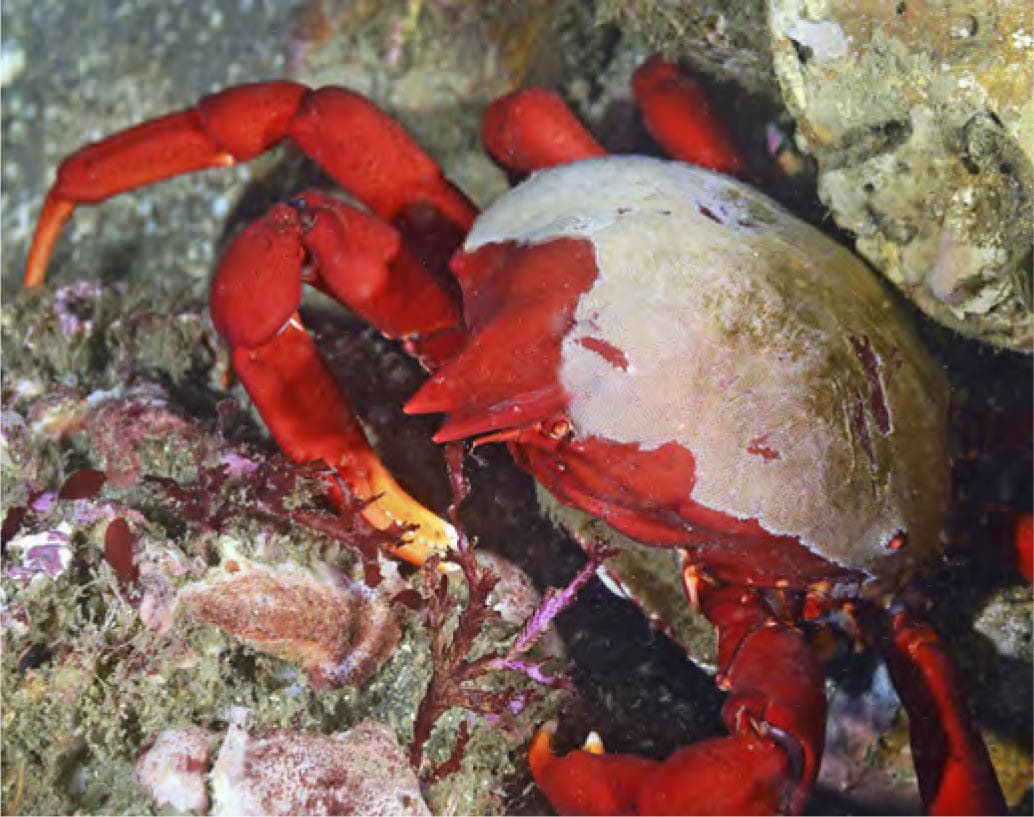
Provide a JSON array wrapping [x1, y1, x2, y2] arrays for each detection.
[[885, 531, 908, 551]]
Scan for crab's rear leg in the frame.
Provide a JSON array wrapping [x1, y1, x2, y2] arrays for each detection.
[[631, 55, 746, 175], [530, 580, 827, 815], [480, 56, 746, 176]]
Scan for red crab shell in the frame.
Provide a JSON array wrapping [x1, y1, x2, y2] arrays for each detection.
[[407, 156, 952, 593]]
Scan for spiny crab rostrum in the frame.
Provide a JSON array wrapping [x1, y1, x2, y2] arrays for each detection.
[[23, 57, 1006, 815]]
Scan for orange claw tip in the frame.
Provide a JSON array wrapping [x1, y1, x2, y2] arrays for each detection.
[[583, 731, 606, 755], [529, 720, 559, 763], [24, 193, 76, 288]]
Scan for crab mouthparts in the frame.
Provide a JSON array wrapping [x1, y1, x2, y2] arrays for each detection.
[[404, 236, 599, 444]]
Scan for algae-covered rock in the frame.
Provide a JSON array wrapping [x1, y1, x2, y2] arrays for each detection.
[[0, 285, 566, 816], [769, 0, 1033, 350]]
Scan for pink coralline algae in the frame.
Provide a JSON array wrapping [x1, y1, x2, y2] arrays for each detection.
[[133, 726, 214, 815], [52, 279, 104, 337], [177, 554, 403, 689], [4, 524, 73, 585], [210, 714, 430, 816], [86, 383, 214, 487]]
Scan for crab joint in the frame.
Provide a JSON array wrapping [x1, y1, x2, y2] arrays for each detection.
[[681, 561, 715, 609]]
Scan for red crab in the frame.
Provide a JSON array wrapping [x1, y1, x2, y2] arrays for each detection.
[[23, 56, 1007, 815]]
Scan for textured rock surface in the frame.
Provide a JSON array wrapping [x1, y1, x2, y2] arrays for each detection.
[[178, 550, 403, 689], [133, 727, 214, 815], [769, 0, 1033, 350], [210, 714, 430, 816]]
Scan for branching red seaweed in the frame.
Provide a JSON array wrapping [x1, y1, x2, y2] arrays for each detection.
[[145, 453, 402, 586], [408, 443, 614, 781]]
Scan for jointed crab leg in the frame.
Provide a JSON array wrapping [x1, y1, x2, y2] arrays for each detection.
[[481, 56, 745, 178], [24, 84, 478, 564], [482, 88, 605, 174], [862, 607, 1006, 815], [25, 82, 476, 286], [631, 55, 746, 175], [529, 579, 827, 815]]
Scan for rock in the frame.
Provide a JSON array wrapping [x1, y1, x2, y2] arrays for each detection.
[[769, 0, 1033, 350], [210, 712, 429, 816], [177, 549, 402, 689], [133, 727, 214, 815]]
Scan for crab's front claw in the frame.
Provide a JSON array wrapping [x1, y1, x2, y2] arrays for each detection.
[[210, 192, 464, 566], [530, 723, 797, 816], [529, 723, 657, 816], [233, 318, 456, 565]]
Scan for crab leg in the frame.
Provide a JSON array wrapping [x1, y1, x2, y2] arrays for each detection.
[[24, 84, 479, 564], [861, 607, 1006, 815], [209, 191, 468, 565], [481, 56, 746, 178], [482, 88, 605, 174], [631, 56, 746, 175], [530, 579, 826, 815], [25, 82, 475, 287]]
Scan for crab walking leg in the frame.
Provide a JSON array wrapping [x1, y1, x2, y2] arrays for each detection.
[[25, 81, 476, 287], [1015, 512, 1033, 583], [862, 608, 1006, 815], [22, 83, 477, 563], [481, 88, 605, 173], [529, 582, 826, 815], [631, 55, 746, 175], [480, 57, 746, 179], [233, 318, 453, 565]]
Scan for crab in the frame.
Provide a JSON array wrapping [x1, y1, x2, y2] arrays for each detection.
[[22, 56, 1008, 815]]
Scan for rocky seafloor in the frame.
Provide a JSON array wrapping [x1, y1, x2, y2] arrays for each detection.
[[2, 1, 1031, 815]]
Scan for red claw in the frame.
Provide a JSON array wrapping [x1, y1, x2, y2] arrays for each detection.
[[529, 725, 657, 816], [531, 725, 804, 816], [529, 581, 826, 816]]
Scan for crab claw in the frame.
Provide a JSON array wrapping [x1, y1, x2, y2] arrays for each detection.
[[529, 722, 657, 816], [530, 722, 798, 816], [528, 578, 825, 816]]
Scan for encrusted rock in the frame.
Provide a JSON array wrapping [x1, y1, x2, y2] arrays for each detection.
[[973, 584, 1034, 662], [769, 0, 1033, 350], [137, 540, 204, 633], [177, 550, 402, 688], [210, 713, 430, 816], [133, 726, 214, 815]]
